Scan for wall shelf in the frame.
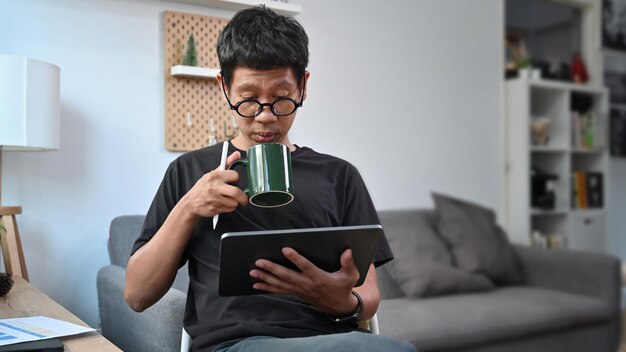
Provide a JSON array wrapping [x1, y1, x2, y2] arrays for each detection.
[[170, 65, 220, 79], [165, 0, 302, 16], [505, 77, 609, 253]]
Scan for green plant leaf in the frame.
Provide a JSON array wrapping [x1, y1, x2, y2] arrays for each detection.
[[182, 33, 198, 66]]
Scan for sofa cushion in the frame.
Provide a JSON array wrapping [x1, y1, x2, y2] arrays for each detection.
[[377, 286, 612, 350], [432, 193, 522, 284], [379, 210, 494, 298]]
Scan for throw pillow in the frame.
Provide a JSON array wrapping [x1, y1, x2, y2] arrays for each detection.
[[380, 210, 494, 297], [432, 192, 522, 285]]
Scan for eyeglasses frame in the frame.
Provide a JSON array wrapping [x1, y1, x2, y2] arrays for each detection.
[[220, 74, 306, 118]]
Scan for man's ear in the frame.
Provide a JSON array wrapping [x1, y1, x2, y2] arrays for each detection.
[[216, 73, 225, 94], [302, 70, 310, 101]]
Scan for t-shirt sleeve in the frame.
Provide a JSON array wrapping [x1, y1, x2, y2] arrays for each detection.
[[341, 166, 393, 267], [130, 160, 185, 262]]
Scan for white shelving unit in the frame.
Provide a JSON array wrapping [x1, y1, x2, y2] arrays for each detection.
[[164, 0, 302, 16], [504, 77, 609, 253], [170, 65, 220, 79]]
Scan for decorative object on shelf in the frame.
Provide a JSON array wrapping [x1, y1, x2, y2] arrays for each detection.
[[531, 231, 566, 250], [0, 55, 61, 280], [571, 53, 589, 84], [610, 108, 626, 157], [164, 11, 233, 152], [182, 33, 198, 66], [504, 35, 541, 80], [0, 272, 13, 297], [602, 0, 626, 51], [208, 118, 218, 146], [224, 115, 239, 140], [571, 92, 594, 113], [530, 118, 551, 146], [530, 167, 558, 210], [504, 33, 530, 79], [570, 92, 598, 150]]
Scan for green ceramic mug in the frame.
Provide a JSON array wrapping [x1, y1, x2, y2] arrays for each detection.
[[228, 143, 294, 207]]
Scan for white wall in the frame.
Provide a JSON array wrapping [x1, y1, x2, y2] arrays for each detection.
[[0, 0, 504, 328]]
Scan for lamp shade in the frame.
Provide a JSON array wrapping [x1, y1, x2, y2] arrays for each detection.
[[0, 55, 60, 151]]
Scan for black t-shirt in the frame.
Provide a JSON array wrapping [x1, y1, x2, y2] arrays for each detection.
[[131, 142, 393, 352]]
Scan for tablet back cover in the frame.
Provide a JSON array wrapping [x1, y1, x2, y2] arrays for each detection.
[[218, 225, 383, 296]]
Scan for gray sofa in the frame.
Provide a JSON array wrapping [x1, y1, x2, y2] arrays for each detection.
[[97, 210, 622, 352]]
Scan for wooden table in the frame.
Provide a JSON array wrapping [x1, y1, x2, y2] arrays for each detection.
[[0, 277, 121, 351]]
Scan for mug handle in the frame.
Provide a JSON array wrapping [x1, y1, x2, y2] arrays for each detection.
[[228, 159, 247, 170], [228, 159, 250, 195]]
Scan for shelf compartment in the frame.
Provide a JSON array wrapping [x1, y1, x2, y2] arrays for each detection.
[[531, 153, 570, 211], [568, 212, 606, 253], [530, 87, 569, 149], [571, 152, 605, 171], [531, 215, 568, 249]]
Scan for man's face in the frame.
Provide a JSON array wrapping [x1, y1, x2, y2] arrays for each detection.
[[221, 67, 307, 150]]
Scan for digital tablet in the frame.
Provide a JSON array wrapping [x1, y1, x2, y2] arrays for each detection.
[[218, 225, 383, 296]]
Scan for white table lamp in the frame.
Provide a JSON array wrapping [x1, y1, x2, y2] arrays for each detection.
[[0, 54, 60, 280]]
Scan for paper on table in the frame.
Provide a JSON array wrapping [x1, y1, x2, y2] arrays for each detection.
[[0, 316, 95, 346]]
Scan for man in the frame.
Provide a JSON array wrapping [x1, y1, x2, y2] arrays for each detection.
[[125, 6, 415, 352]]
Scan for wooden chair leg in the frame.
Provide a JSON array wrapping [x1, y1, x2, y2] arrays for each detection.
[[0, 207, 28, 280]]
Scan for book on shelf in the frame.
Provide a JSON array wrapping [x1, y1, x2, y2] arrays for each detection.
[[571, 171, 604, 209], [586, 172, 604, 208], [571, 111, 599, 149]]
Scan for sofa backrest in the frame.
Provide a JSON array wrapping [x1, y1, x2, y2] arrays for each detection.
[[108, 215, 189, 292], [109, 215, 146, 268], [107, 210, 432, 298]]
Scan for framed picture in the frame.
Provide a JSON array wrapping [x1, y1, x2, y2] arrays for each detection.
[[603, 0, 626, 51], [605, 71, 626, 104], [610, 108, 626, 157]]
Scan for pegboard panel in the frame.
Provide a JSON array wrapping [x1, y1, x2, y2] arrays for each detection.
[[164, 11, 237, 152]]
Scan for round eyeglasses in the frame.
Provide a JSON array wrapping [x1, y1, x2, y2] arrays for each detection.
[[221, 76, 305, 118], [228, 97, 302, 118]]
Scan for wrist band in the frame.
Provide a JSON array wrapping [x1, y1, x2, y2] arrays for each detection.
[[328, 290, 364, 323]]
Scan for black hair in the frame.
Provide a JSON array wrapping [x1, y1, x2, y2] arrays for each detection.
[[217, 6, 309, 90]]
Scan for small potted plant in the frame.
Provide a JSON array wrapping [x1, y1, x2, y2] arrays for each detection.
[[183, 33, 198, 66]]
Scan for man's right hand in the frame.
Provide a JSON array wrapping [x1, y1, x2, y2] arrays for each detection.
[[180, 151, 249, 219], [126, 151, 248, 312]]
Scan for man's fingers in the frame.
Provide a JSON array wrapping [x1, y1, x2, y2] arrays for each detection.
[[282, 247, 316, 273], [226, 151, 241, 167], [340, 249, 353, 267], [220, 183, 249, 206], [339, 249, 360, 279], [250, 268, 296, 293], [213, 151, 241, 172]]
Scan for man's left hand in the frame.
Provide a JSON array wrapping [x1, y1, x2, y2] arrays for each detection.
[[249, 248, 360, 316]]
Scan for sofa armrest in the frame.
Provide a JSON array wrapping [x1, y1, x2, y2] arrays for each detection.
[[513, 245, 621, 305], [97, 265, 186, 352]]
